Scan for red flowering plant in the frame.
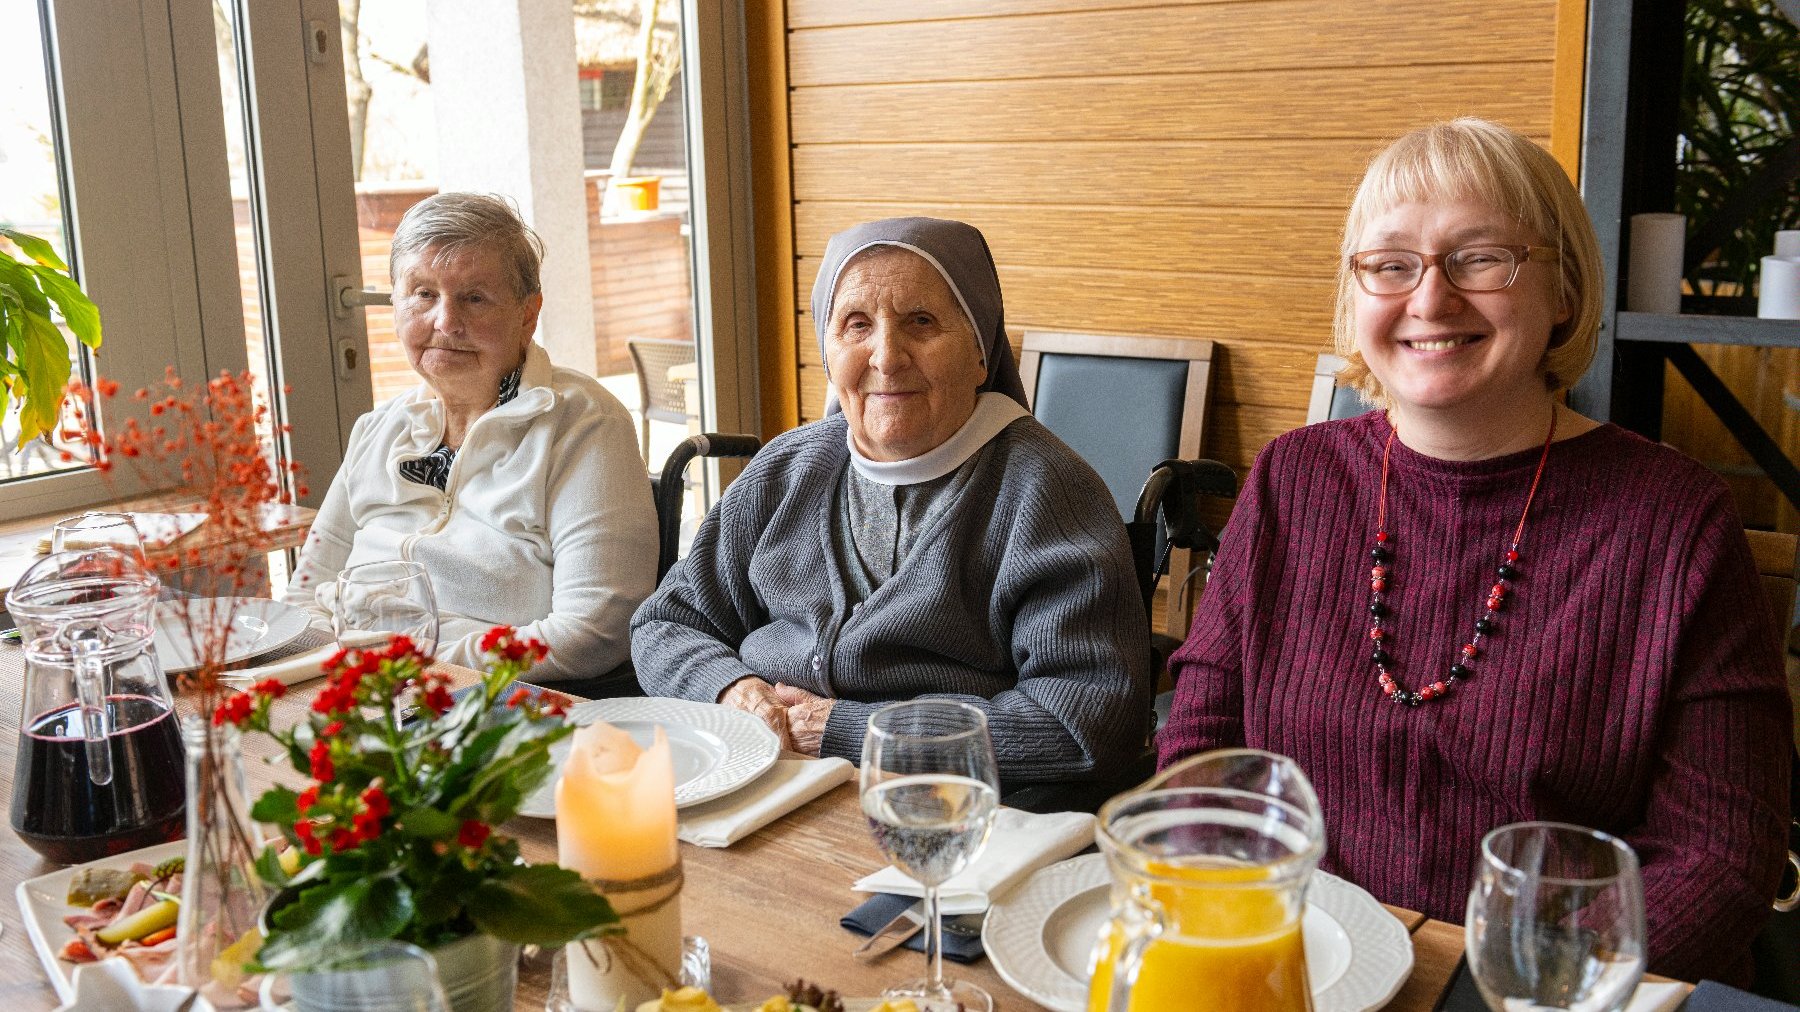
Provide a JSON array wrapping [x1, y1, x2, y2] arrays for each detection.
[[218, 626, 620, 970]]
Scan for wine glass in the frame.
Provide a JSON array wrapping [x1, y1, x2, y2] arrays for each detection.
[[860, 699, 1001, 1012], [1466, 822, 1647, 1012], [259, 940, 450, 1011], [51, 511, 145, 561], [332, 560, 439, 658]]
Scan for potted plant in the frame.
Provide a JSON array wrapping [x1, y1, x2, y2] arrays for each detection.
[[1, 228, 101, 447], [217, 629, 620, 1010]]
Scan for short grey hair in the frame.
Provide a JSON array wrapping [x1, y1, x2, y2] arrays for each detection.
[[389, 192, 545, 298]]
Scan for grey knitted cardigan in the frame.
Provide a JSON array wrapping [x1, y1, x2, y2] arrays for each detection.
[[630, 413, 1152, 784]]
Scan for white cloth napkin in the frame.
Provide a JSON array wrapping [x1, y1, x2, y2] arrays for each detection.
[[853, 807, 1095, 915], [1504, 982, 1685, 1012], [37, 512, 205, 552], [1624, 983, 1687, 1012], [677, 758, 854, 848]]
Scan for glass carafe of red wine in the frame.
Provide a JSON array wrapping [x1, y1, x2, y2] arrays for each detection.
[[6, 548, 185, 864]]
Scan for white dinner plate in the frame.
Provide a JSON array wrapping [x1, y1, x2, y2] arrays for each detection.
[[982, 854, 1414, 1012], [153, 597, 312, 674], [518, 697, 781, 818], [17, 839, 189, 1003]]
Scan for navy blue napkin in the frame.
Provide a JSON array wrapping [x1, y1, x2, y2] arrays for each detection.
[[841, 893, 984, 964], [1684, 981, 1800, 1011]]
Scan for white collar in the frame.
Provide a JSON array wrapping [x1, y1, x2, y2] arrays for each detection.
[[847, 392, 1029, 486]]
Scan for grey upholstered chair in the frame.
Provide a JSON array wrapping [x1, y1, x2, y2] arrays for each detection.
[[1306, 353, 1378, 424], [1018, 330, 1215, 641]]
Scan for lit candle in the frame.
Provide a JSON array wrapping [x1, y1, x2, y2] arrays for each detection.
[[556, 722, 683, 1009]]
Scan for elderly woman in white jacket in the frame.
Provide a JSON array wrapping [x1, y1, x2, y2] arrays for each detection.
[[284, 192, 657, 679]]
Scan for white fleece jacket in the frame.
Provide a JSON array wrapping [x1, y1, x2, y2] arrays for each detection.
[[283, 342, 657, 680]]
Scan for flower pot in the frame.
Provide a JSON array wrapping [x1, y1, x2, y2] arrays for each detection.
[[611, 176, 660, 212], [428, 932, 520, 1012], [262, 892, 519, 1012], [276, 933, 518, 1012]]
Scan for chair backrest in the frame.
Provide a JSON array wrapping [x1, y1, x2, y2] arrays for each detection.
[[628, 338, 697, 421], [1018, 331, 1214, 638], [1306, 353, 1377, 424], [652, 433, 762, 580], [1745, 529, 1800, 751]]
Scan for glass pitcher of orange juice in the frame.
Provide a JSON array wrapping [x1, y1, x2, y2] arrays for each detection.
[[1087, 749, 1325, 1012]]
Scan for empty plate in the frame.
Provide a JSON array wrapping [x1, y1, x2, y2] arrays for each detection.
[[152, 597, 313, 674], [518, 697, 780, 818]]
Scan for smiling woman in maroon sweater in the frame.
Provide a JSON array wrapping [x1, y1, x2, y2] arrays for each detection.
[[1158, 119, 1790, 985]]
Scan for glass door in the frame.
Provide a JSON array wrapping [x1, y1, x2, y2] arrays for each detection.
[[0, 0, 216, 518]]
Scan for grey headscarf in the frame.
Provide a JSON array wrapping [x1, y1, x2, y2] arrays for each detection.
[[810, 217, 1029, 411]]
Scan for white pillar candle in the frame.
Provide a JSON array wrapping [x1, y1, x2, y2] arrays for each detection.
[[1758, 256, 1800, 320], [1774, 230, 1800, 258], [556, 722, 683, 1010], [1627, 213, 1686, 314]]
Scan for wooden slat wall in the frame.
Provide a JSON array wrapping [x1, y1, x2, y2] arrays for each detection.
[[753, 0, 1586, 506]]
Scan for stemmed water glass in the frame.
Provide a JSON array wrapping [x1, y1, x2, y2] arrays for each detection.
[[860, 700, 1001, 1012], [1466, 821, 1647, 1012], [331, 560, 439, 658], [51, 511, 145, 562]]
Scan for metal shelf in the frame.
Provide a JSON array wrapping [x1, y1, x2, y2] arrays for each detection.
[[1615, 311, 1800, 348]]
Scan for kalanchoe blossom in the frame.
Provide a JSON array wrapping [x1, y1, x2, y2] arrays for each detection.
[[457, 820, 491, 849]]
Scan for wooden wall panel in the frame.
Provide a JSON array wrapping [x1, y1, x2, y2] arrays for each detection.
[[788, 2, 1557, 87], [795, 204, 1344, 278], [790, 66, 1553, 145], [788, 0, 1252, 30], [792, 140, 1420, 209]]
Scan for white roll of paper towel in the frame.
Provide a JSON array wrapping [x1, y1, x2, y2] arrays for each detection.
[[1627, 213, 1686, 314], [1759, 256, 1800, 320]]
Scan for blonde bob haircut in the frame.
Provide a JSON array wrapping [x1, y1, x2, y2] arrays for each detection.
[[1332, 118, 1602, 407]]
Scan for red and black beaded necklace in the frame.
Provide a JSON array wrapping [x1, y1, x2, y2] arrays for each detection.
[[1368, 411, 1556, 706]]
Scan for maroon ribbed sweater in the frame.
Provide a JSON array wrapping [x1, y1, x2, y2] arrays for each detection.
[[1158, 412, 1791, 985]]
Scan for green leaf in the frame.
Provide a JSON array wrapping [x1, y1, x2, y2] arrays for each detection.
[[0, 228, 68, 271], [396, 805, 458, 840], [251, 786, 302, 826], [254, 844, 291, 890], [257, 873, 415, 970], [466, 863, 619, 947], [30, 264, 100, 349], [13, 311, 69, 448], [406, 856, 485, 931], [450, 723, 562, 825]]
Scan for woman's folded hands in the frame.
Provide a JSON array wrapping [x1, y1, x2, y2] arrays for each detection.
[[718, 675, 835, 757]]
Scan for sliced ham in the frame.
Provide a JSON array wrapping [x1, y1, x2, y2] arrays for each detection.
[[112, 880, 153, 920], [116, 936, 179, 981], [60, 910, 113, 932]]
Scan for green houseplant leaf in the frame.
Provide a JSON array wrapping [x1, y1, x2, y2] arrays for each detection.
[[466, 863, 620, 947], [0, 229, 101, 448]]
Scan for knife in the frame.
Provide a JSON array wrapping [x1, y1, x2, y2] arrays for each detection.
[[852, 900, 926, 962]]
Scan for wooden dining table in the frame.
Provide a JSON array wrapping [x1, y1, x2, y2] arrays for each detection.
[[0, 650, 1681, 1010]]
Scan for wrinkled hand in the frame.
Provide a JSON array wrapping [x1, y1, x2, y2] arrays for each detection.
[[773, 682, 834, 758], [718, 676, 789, 744]]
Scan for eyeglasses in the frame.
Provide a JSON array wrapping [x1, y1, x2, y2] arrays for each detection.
[[1349, 244, 1560, 296]]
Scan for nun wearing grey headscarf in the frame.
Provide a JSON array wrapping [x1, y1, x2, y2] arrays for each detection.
[[631, 218, 1149, 787]]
